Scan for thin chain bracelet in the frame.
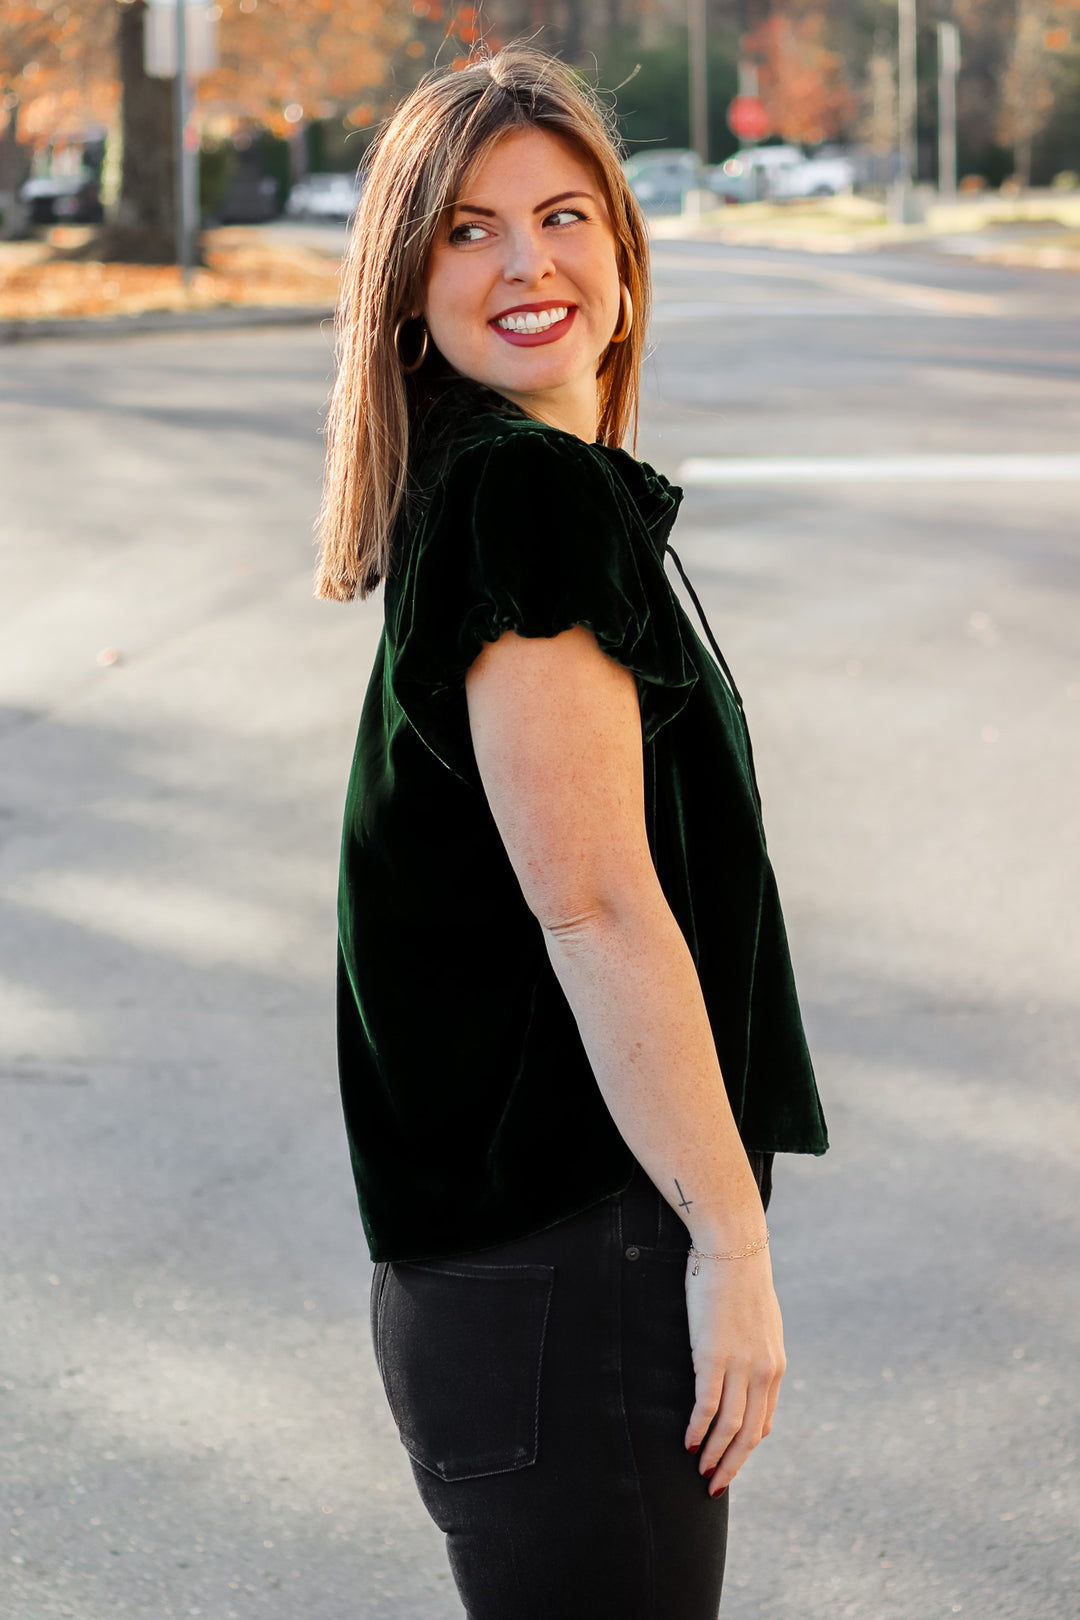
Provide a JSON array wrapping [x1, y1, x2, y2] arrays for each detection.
[[688, 1230, 770, 1275]]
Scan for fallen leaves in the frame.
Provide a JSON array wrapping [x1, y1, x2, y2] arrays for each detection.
[[0, 227, 341, 323]]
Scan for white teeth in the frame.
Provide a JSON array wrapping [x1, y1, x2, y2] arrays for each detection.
[[496, 306, 568, 333]]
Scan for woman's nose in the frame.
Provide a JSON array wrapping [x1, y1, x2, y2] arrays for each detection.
[[501, 226, 555, 285]]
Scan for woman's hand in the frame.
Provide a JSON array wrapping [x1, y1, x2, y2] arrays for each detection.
[[683, 1250, 786, 1494]]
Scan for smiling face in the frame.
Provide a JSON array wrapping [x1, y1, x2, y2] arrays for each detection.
[[421, 126, 623, 442]]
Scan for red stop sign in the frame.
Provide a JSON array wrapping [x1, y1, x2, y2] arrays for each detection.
[[727, 95, 771, 142]]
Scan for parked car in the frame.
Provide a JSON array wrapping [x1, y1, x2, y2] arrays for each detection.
[[20, 174, 103, 226], [709, 146, 801, 202], [623, 149, 709, 213], [285, 172, 362, 223], [770, 150, 856, 199], [710, 145, 855, 203], [216, 173, 280, 225]]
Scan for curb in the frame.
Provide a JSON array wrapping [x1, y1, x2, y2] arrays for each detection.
[[649, 217, 934, 255], [651, 224, 1080, 270], [0, 302, 336, 345], [647, 210, 929, 254]]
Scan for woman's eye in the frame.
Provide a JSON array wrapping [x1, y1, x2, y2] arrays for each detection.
[[448, 221, 489, 245], [546, 208, 587, 227]]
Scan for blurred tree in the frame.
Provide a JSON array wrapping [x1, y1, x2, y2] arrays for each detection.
[[601, 22, 739, 159], [1031, 4, 1080, 180], [199, 0, 415, 140], [859, 41, 895, 154], [0, 0, 114, 238], [743, 1, 856, 144], [997, 0, 1073, 185], [952, 0, 1024, 182], [4, 0, 439, 260], [855, 36, 896, 183]]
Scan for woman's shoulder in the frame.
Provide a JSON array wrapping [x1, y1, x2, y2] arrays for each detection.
[[405, 412, 612, 554], [417, 403, 681, 550], [436, 407, 607, 483]]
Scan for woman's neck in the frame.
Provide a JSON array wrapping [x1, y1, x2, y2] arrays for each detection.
[[490, 380, 599, 444]]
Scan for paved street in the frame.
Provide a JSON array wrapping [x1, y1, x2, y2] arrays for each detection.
[[1, 245, 1078, 1620]]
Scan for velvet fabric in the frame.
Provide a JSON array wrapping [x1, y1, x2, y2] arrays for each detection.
[[337, 404, 828, 1264]]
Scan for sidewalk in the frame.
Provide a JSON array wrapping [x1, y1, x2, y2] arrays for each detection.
[[1, 302, 334, 344], [650, 189, 1080, 267]]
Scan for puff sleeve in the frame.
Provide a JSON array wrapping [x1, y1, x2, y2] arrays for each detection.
[[387, 424, 698, 778]]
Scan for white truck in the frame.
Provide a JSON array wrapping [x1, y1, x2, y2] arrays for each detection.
[[710, 145, 855, 203], [769, 149, 856, 199]]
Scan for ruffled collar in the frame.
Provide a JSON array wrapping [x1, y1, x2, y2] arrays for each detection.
[[594, 443, 684, 555], [412, 381, 684, 553]]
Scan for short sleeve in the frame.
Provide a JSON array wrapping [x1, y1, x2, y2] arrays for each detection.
[[387, 425, 698, 778]]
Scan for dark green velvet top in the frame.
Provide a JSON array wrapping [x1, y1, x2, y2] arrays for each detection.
[[337, 399, 827, 1263]]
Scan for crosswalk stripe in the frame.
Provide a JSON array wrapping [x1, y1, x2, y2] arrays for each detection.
[[676, 454, 1080, 484]]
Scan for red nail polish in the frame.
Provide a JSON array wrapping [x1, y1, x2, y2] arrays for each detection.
[[711, 1484, 727, 1498], [702, 1464, 716, 1477], [688, 1443, 700, 1455]]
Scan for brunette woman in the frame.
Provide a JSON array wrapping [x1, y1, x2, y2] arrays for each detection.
[[317, 45, 827, 1620]]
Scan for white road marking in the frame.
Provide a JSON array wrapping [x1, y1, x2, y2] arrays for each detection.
[[653, 300, 917, 320], [677, 454, 1080, 484], [650, 252, 1002, 316]]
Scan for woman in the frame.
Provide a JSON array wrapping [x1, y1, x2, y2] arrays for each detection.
[[317, 45, 827, 1620]]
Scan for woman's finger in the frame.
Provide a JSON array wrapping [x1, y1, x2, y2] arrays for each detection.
[[702, 1378, 772, 1487], [761, 1359, 785, 1438], [684, 1374, 727, 1454], [696, 1373, 747, 1473]]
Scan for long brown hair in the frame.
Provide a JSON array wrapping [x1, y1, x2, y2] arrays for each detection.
[[315, 45, 651, 602]]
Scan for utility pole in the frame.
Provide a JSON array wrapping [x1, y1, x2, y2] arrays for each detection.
[[892, 0, 920, 223], [937, 20, 960, 205], [689, 0, 708, 165], [897, 0, 917, 189], [146, 0, 215, 267]]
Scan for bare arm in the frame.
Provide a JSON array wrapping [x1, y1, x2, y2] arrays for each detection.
[[466, 625, 785, 1491]]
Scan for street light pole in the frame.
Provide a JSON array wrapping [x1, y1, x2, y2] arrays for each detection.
[[937, 20, 960, 205], [688, 0, 708, 166]]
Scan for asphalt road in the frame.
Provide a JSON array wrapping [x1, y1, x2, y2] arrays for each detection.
[[1, 244, 1078, 1620]]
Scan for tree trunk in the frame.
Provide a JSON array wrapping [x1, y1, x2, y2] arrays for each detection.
[[86, 0, 177, 262], [0, 98, 32, 242], [1014, 136, 1032, 190]]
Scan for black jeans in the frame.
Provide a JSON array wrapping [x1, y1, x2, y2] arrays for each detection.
[[370, 1154, 773, 1620]]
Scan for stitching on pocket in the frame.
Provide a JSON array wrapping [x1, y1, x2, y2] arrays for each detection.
[[400, 1259, 553, 1283], [370, 1262, 390, 1381], [527, 1267, 555, 1474], [383, 1261, 555, 1482]]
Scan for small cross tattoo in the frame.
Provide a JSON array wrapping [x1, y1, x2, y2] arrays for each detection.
[[674, 1179, 693, 1214]]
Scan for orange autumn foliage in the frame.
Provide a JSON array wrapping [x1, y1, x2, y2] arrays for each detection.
[[3, 1, 442, 155], [197, 0, 417, 137], [0, 1, 116, 145], [744, 2, 855, 146]]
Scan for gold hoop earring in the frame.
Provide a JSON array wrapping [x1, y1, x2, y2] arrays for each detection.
[[610, 284, 633, 344], [393, 316, 429, 374]]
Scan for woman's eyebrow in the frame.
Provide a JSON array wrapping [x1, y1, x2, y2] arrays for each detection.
[[449, 190, 596, 218], [532, 190, 596, 212]]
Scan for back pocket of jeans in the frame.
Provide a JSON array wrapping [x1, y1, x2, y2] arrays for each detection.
[[375, 1258, 554, 1482]]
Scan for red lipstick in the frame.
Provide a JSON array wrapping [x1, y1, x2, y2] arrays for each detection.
[[489, 300, 577, 347]]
